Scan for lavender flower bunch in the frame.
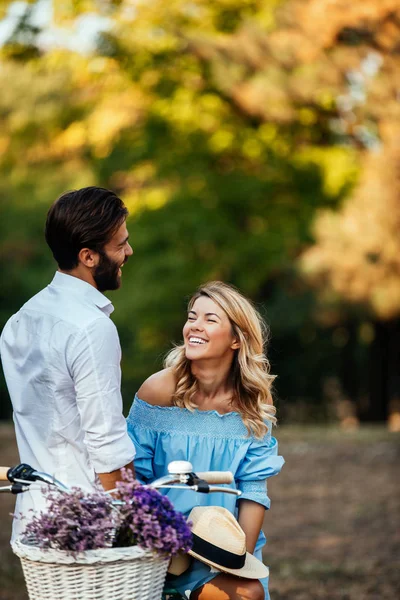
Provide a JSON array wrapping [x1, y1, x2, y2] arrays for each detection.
[[113, 469, 192, 557], [21, 470, 192, 557], [23, 488, 117, 553]]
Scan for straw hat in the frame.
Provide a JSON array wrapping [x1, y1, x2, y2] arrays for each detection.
[[187, 506, 269, 579]]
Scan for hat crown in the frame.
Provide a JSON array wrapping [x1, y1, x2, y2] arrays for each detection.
[[190, 506, 246, 555]]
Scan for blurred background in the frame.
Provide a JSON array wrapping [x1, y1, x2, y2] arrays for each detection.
[[0, 1, 399, 599]]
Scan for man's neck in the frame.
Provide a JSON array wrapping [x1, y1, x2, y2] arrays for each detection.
[[58, 267, 97, 289]]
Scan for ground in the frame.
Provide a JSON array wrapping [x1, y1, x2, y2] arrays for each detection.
[[0, 424, 399, 600]]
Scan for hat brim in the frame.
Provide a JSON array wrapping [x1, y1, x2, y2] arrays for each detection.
[[188, 549, 269, 580]]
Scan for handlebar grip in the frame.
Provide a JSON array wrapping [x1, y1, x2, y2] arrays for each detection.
[[0, 467, 10, 481], [196, 471, 234, 484]]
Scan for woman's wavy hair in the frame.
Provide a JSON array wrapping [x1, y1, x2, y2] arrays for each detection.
[[164, 281, 277, 438]]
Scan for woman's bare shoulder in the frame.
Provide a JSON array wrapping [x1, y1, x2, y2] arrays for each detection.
[[136, 368, 176, 407]]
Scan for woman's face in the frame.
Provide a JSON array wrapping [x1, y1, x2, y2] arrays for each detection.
[[183, 296, 239, 362]]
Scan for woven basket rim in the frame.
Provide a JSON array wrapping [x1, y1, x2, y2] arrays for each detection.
[[12, 538, 168, 565]]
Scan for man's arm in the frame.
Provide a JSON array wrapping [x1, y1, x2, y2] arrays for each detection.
[[68, 317, 136, 480], [98, 462, 135, 491]]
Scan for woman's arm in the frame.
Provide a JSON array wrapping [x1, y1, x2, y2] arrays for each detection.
[[237, 499, 265, 553]]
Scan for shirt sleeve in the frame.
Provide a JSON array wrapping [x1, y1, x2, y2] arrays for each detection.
[[68, 317, 135, 473], [235, 429, 284, 509], [126, 399, 156, 484]]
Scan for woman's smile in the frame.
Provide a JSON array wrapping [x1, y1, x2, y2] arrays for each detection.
[[188, 336, 208, 346]]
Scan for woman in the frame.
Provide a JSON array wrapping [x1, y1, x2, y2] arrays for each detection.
[[127, 281, 284, 600]]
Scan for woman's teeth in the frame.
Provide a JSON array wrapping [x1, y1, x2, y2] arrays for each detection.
[[189, 337, 207, 344]]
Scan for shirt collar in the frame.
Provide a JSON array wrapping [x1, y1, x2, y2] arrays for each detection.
[[50, 271, 114, 316]]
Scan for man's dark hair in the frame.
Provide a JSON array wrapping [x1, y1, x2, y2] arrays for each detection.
[[45, 187, 128, 270]]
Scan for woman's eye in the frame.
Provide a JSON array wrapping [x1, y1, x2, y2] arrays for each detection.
[[208, 319, 217, 323]]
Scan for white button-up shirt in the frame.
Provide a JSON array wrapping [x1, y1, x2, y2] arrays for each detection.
[[0, 272, 135, 538]]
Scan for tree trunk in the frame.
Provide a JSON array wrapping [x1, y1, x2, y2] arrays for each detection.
[[341, 322, 359, 401]]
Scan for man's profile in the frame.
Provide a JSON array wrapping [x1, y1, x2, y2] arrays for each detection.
[[0, 186, 135, 538]]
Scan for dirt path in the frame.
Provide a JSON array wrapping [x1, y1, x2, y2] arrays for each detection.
[[0, 425, 399, 599], [266, 427, 400, 599]]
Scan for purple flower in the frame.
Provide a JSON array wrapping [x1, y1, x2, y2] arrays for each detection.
[[20, 470, 192, 557], [113, 470, 192, 556], [22, 488, 117, 555]]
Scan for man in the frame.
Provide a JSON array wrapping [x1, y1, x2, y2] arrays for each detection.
[[0, 186, 136, 538]]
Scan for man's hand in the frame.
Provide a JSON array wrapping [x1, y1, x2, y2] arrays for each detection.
[[98, 462, 135, 491]]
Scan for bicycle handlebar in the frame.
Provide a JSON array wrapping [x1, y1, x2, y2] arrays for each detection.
[[0, 467, 9, 481], [0, 463, 239, 496], [0, 464, 70, 491], [196, 471, 233, 484]]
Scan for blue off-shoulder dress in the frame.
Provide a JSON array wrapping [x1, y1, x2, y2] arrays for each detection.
[[127, 396, 284, 600]]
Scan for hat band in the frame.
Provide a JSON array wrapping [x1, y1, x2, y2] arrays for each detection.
[[192, 533, 246, 569]]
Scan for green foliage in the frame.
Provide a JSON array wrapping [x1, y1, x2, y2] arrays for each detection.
[[2, 0, 395, 420]]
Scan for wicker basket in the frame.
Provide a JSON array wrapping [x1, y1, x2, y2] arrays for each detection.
[[12, 539, 169, 600]]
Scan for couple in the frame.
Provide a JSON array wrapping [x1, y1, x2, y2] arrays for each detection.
[[0, 187, 284, 600]]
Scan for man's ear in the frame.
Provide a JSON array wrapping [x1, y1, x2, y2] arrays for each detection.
[[78, 247, 99, 268]]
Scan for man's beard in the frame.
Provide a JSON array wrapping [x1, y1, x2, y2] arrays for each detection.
[[93, 250, 123, 292]]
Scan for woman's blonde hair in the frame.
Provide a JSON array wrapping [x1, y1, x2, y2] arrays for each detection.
[[164, 281, 277, 438]]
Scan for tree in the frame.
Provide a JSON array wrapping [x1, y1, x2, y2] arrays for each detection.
[[1, 0, 398, 425]]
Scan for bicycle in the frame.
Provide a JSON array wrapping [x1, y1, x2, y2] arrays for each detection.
[[0, 460, 239, 600]]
